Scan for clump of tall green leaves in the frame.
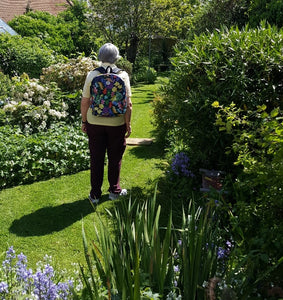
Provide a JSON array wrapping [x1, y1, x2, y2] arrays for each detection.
[[81, 191, 174, 299], [81, 191, 223, 299]]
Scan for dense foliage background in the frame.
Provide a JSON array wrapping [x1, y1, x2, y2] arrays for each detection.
[[0, 0, 282, 298]]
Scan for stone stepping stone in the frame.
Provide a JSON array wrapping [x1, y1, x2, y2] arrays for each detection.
[[126, 138, 154, 146]]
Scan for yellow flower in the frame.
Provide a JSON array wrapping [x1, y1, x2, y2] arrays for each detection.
[[212, 101, 220, 108]]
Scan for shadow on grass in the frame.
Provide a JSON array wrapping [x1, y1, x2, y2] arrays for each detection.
[[9, 198, 95, 237], [128, 142, 164, 160]]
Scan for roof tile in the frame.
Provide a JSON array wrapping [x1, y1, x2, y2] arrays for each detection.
[[0, 0, 69, 22]]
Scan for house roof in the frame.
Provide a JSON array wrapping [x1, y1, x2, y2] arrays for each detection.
[[0, 17, 18, 35], [0, 0, 69, 23]]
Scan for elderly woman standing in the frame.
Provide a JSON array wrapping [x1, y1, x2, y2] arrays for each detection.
[[81, 43, 132, 203]]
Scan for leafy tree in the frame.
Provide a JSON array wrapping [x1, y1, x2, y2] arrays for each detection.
[[189, 0, 250, 36], [88, 0, 151, 64], [187, 0, 283, 38], [58, 0, 101, 55], [88, 0, 193, 65], [152, 0, 194, 39]]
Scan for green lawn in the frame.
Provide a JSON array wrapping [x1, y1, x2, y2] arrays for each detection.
[[0, 79, 166, 273]]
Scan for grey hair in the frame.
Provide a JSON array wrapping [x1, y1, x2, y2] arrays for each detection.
[[98, 43, 121, 64]]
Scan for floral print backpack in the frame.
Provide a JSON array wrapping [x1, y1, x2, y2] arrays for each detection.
[[90, 66, 127, 117]]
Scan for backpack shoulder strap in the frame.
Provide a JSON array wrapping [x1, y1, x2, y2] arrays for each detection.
[[112, 67, 122, 74], [94, 66, 107, 74], [94, 66, 123, 74]]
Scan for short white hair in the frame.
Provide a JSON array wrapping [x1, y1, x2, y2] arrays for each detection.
[[98, 43, 121, 63]]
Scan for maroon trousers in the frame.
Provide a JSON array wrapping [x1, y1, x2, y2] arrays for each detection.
[[87, 123, 126, 199]]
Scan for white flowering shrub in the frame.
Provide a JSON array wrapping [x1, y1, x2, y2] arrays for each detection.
[[1, 74, 68, 133], [40, 56, 99, 92]]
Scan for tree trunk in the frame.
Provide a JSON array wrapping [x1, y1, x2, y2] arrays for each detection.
[[126, 33, 139, 65]]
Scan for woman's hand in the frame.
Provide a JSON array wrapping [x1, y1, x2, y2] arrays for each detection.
[[125, 122, 132, 138], [81, 123, 87, 133]]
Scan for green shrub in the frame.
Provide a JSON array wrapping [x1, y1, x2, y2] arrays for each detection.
[[153, 23, 283, 174], [116, 57, 133, 77], [59, 0, 98, 56], [8, 11, 76, 56], [134, 67, 157, 84], [0, 72, 12, 103], [214, 103, 283, 288], [0, 34, 56, 78], [248, 0, 283, 27], [0, 124, 89, 189]]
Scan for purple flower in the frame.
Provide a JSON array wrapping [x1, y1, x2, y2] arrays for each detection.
[[33, 265, 58, 300], [58, 281, 73, 299], [226, 240, 232, 249], [171, 152, 195, 178], [2, 246, 16, 272], [217, 242, 232, 260], [217, 247, 226, 259], [0, 246, 73, 299], [174, 265, 180, 273], [16, 253, 33, 295], [0, 281, 8, 293]]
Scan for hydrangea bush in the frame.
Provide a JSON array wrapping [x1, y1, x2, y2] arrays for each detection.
[[40, 56, 99, 93], [0, 74, 68, 133]]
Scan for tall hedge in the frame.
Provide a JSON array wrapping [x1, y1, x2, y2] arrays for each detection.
[[153, 23, 283, 172], [0, 34, 56, 78]]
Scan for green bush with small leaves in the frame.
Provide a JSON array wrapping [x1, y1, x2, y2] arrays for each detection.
[[248, 0, 283, 28], [133, 67, 157, 84], [153, 23, 283, 174], [0, 72, 12, 103], [215, 102, 283, 292], [0, 34, 57, 78]]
